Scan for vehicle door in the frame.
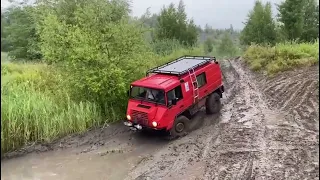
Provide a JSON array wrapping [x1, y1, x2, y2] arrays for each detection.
[[167, 85, 185, 120]]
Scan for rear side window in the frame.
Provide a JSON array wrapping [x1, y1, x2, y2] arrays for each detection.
[[196, 72, 207, 88]]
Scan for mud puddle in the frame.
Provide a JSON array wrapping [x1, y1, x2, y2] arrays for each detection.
[[2, 148, 138, 180], [1, 124, 169, 180]]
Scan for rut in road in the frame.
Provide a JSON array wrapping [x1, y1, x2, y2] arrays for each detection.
[[125, 59, 319, 180], [258, 65, 319, 132]]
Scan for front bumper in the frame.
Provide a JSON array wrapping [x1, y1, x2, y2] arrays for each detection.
[[123, 120, 164, 131], [123, 120, 143, 130]]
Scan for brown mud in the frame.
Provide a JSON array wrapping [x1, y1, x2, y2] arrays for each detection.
[[1, 58, 319, 180]]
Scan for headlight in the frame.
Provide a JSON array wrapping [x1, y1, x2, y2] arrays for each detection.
[[152, 121, 157, 127], [127, 115, 131, 120]]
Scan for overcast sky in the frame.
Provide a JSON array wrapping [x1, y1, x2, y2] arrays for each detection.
[[1, 0, 284, 29]]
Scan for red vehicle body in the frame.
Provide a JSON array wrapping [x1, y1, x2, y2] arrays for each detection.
[[124, 56, 224, 138]]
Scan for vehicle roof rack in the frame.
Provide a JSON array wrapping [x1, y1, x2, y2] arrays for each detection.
[[146, 55, 216, 77]]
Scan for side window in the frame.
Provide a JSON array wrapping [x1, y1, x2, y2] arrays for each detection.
[[196, 72, 207, 88], [167, 85, 183, 103]]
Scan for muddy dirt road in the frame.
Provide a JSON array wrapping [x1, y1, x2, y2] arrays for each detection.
[[1, 58, 319, 180]]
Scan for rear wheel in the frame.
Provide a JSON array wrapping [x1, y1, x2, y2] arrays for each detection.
[[205, 92, 221, 114], [167, 115, 190, 140]]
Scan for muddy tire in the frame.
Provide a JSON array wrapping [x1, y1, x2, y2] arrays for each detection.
[[167, 115, 190, 140], [205, 92, 221, 114]]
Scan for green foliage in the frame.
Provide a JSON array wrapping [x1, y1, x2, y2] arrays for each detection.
[[198, 24, 241, 58], [150, 39, 182, 55], [240, 1, 277, 45], [217, 33, 238, 57], [277, 0, 319, 42], [155, 0, 198, 46], [1, 12, 10, 52], [241, 0, 319, 73], [277, 0, 305, 41], [1, 5, 41, 60], [204, 38, 213, 54], [36, 0, 153, 117], [243, 40, 319, 75], [300, 0, 319, 42]]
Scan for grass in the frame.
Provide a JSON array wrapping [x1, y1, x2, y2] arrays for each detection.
[[0, 47, 204, 155], [1, 61, 103, 154], [243, 40, 319, 75]]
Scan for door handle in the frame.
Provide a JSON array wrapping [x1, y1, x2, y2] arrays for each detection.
[[180, 105, 184, 108], [204, 90, 208, 93]]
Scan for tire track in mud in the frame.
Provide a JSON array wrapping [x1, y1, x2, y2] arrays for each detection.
[[125, 59, 319, 180], [258, 65, 319, 132], [202, 59, 272, 180]]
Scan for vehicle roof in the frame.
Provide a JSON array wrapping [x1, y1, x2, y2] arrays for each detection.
[[147, 56, 212, 76], [131, 73, 180, 90]]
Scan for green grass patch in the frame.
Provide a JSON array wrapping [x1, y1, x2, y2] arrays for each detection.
[[1, 84, 101, 154], [1, 61, 103, 154], [243, 40, 319, 75]]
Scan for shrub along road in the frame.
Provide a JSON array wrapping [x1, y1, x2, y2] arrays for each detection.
[[1, 58, 319, 180]]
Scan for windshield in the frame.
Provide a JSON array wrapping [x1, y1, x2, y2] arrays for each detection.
[[130, 86, 166, 105]]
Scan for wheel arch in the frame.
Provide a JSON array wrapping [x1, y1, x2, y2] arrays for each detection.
[[213, 85, 224, 98]]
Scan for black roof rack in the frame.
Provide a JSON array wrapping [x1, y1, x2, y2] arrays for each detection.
[[146, 55, 216, 77]]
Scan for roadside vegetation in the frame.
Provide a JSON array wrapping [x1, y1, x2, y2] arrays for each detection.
[[1, 0, 318, 154], [244, 41, 319, 75], [240, 0, 319, 75]]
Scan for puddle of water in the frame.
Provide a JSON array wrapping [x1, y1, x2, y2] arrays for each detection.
[[1, 147, 142, 180]]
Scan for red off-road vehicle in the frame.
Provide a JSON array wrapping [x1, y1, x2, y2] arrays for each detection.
[[124, 56, 224, 138]]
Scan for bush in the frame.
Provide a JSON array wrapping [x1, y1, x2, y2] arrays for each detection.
[[243, 40, 319, 75], [150, 39, 182, 55]]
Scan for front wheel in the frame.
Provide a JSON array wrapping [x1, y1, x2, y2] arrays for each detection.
[[205, 92, 221, 114], [167, 115, 190, 140]]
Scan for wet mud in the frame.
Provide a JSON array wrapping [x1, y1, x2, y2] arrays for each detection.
[[1, 58, 319, 180]]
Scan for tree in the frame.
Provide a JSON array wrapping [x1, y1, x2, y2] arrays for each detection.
[[277, 0, 305, 41], [228, 24, 234, 34], [155, 0, 198, 46], [204, 24, 212, 34], [36, 0, 152, 116], [300, 0, 319, 42], [218, 33, 237, 57], [1, 11, 10, 52], [240, 1, 277, 45], [204, 38, 213, 54], [277, 0, 319, 42], [1, 5, 41, 59]]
